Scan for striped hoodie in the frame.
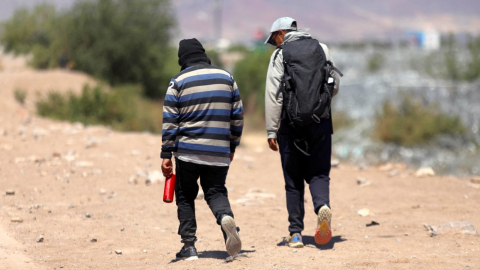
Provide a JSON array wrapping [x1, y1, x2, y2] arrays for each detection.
[[161, 63, 244, 166]]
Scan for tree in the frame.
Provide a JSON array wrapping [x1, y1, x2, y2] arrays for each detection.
[[233, 48, 274, 114], [59, 0, 176, 98], [0, 4, 56, 54], [1, 0, 177, 98]]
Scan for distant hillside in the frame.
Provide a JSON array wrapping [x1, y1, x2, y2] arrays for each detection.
[[2, 0, 480, 44], [173, 0, 480, 43]]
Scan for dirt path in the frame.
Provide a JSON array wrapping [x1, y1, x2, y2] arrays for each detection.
[[0, 226, 44, 269], [0, 52, 479, 269]]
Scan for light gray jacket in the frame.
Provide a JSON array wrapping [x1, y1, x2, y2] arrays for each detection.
[[265, 31, 340, 139]]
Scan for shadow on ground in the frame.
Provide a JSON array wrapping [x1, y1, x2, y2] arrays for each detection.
[[276, 235, 346, 250], [169, 249, 256, 263]]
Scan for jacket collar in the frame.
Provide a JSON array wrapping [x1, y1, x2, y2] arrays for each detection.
[[180, 60, 211, 71], [282, 31, 312, 45]]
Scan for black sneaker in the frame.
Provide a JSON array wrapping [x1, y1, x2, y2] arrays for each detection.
[[175, 246, 198, 261]]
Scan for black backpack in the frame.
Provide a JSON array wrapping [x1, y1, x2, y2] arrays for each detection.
[[274, 37, 343, 128]]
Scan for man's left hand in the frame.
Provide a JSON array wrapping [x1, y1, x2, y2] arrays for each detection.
[[230, 153, 235, 162], [268, 138, 279, 151], [162, 158, 173, 178]]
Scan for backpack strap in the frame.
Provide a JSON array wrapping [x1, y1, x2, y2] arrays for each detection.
[[272, 45, 283, 67], [326, 60, 344, 77], [293, 139, 311, 156], [279, 59, 292, 121]]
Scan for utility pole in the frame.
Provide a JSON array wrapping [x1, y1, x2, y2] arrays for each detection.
[[213, 0, 223, 44]]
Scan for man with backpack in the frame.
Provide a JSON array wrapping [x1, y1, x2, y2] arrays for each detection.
[[161, 38, 243, 260], [264, 17, 342, 248]]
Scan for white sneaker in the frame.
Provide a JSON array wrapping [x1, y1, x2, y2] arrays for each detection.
[[221, 216, 242, 256]]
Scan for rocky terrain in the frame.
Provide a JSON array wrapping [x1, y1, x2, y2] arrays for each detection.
[[1, 52, 479, 269], [331, 48, 480, 177]]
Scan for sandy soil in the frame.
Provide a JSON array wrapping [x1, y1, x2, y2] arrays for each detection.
[[0, 52, 479, 270]]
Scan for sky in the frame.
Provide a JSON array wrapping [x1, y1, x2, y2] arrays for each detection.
[[0, 0, 76, 21]]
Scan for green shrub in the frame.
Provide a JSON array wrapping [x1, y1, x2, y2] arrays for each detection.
[[36, 84, 163, 133], [227, 44, 249, 53], [421, 33, 480, 81], [233, 48, 274, 114], [367, 53, 384, 73], [443, 34, 461, 81], [205, 49, 224, 69], [14, 89, 27, 105], [337, 41, 392, 50], [374, 96, 466, 146], [332, 111, 353, 130], [465, 35, 480, 81]]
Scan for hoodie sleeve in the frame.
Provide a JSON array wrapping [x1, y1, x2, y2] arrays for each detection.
[[161, 79, 180, 159], [320, 43, 341, 97], [265, 48, 285, 139], [230, 78, 244, 153]]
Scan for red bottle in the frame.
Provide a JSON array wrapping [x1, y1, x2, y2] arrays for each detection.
[[163, 174, 176, 203]]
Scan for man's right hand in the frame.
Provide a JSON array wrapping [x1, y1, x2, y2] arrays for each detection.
[[162, 158, 173, 178], [268, 138, 279, 151]]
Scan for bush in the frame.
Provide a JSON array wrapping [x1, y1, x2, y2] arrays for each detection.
[[233, 48, 274, 114], [337, 41, 392, 50], [443, 34, 461, 81], [227, 44, 249, 53], [366, 53, 384, 73], [374, 96, 466, 146], [36, 84, 163, 133], [14, 89, 27, 105], [465, 35, 480, 81], [332, 111, 353, 130], [1, 0, 176, 99], [422, 33, 480, 81], [205, 49, 224, 69]]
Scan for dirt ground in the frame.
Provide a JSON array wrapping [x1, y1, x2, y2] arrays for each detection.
[[0, 53, 479, 270]]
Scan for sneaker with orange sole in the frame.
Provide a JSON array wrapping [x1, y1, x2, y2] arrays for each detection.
[[315, 205, 332, 245]]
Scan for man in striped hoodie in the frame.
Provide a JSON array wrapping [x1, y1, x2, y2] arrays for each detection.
[[161, 38, 244, 260]]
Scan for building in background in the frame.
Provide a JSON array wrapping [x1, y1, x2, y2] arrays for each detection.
[[406, 30, 441, 50]]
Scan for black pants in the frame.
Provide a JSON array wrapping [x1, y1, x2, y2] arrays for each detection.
[[278, 119, 332, 234], [175, 158, 233, 242]]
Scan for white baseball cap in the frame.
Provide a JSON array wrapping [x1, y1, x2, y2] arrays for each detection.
[[265, 17, 297, 45]]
